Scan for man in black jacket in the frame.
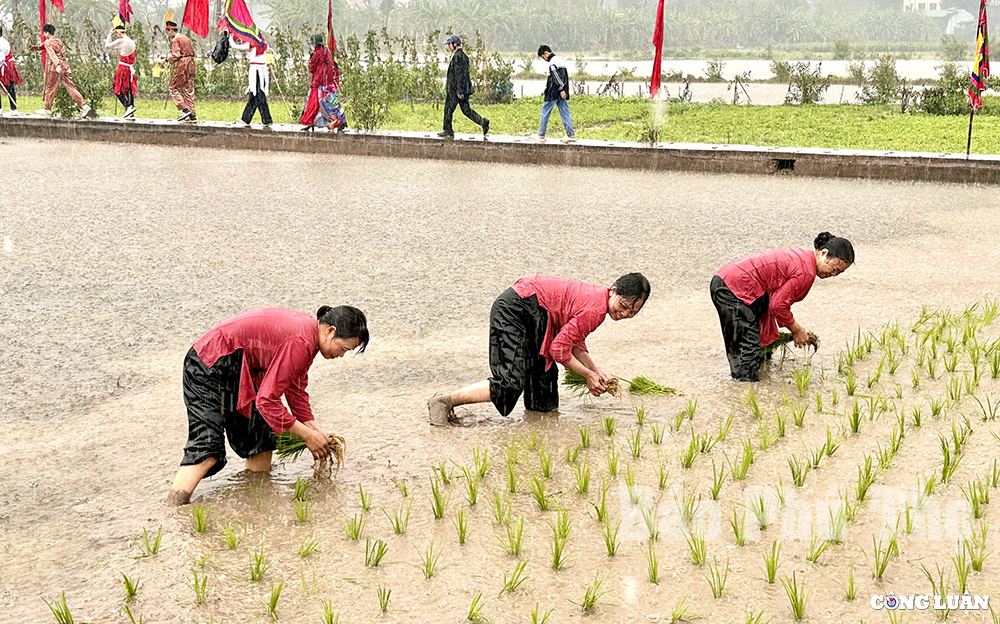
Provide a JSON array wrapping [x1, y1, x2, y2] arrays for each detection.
[[439, 34, 490, 139]]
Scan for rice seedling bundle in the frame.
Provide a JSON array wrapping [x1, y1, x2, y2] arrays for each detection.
[[275, 432, 346, 473], [563, 369, 679, 397], [762, 331, 820, 357]]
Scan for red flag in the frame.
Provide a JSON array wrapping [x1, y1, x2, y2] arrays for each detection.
[[969, 0, 990, 112], [119, 0, 134, 24], [650, 0, 665, 99], [39, 0, 63, 71], [217, 0, 266, 54], [182, 0, 210, 38], [328, 0, 340, 84], [50, 0, 63, 10]]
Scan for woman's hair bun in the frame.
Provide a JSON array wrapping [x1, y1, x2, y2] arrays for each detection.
[[814, 232, 835, 249], [316, 305, 332, 319]]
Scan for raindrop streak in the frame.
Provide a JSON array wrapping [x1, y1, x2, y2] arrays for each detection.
[[3, 236, 10, 252]]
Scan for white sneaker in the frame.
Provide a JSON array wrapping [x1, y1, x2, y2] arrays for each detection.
[[233, 120, 250, 128], [36, 109, 52, 117], [5, 110, 16, 117], [561, 136, 577, 144], [531, 134, 546, 143], [123, 106, 136, 119], [80, 104, 92, 117]]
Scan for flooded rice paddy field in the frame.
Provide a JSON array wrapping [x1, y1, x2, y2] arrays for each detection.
[[2, 138, 1000, 623]]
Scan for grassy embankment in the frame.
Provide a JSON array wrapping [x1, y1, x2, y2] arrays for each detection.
[[15, 94, 1000, 155]]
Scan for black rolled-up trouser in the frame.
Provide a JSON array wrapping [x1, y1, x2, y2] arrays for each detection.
[[241, 74, 272, 125], [710, 276, 771, 382], [488, 288, 558, 416], [181, 347, 277, 478]]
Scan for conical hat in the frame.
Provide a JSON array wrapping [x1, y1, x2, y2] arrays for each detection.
[[112, 15, 126, 31]]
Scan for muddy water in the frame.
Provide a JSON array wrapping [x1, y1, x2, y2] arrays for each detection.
[[2, 138, 1000, 623]]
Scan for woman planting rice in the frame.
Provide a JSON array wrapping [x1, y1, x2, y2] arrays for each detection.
[[711, 232, 854, 382], [427, 273, 650, 425], [167, 306, 369, 505]]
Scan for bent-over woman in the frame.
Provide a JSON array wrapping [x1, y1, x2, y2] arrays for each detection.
[[711, 232, 854, 382], [167, 306, 369, 505], [427, 273, 650, 425]]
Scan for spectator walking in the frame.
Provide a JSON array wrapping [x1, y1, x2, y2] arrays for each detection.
[[534, 45, 576, 143], [438, 34, 489, 139]]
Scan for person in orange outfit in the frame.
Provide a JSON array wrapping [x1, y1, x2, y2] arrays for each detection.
[[164, 14, 197, 122], [31, 24, 92, 118]]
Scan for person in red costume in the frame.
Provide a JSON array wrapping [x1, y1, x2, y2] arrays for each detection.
[[167, 305, 369, 505], [711, 231, 855, 382], [427, 273, 650, 426], [299, 34, 344, 132], [0, 26, 23, 116], [106, 20, 138, 119]]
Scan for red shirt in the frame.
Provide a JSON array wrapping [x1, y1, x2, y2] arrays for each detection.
[[716, 248, 817, 346], [512, 275, 609, 369], [308, 46, 336, 87], [193, 308, 319, 433]]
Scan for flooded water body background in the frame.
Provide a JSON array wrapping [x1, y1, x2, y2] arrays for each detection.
[[2, 138, 1000, 623]]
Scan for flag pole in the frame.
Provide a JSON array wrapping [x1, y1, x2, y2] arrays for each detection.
[[967, 108, 975, 159]]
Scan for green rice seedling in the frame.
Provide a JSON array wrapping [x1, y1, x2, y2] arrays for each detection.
[[876, 440, 894, 472], [502, 516, 525, 555], [945, 352, 960, 373], [624, 463, 640, 505], [825, 426, 840, 457], [136, 527, 162, 558], [459, 466, 479, 506], [845, 369, 857, 396], [434, 460, 453, 485], [895, 383, 904, 399], [717, 411, 735, 443], [430, 476, 449, 519], [774, 476, 787, 507], [250, 545, 270, 581], [940, 435, 962, 484], [364, 538, 389, 568], [607, 443, 619, 476], [733, 441, 755, 481], [490, 491, 511, 526], [189, 570, 207, 604], [744, 610, 773, 624], [499, 561, 528, 595], [931, 397, 946, 418], [840, 491, 859, 522], [974, 395, 999, 421], [554, 509, 571, 541], [377, 587, 391, 613], [474, 448, 490, 479], [190, 504, 210, 534], [322, 603, 342, 624], [696, 429, 719, 454], [121, 572, 140, 601], [385, 502, 412, 535], [856, 455, 877, 502], [844, 562, 857, 600], [550, 524, 569, 571], [295, 499, 311, 523], [221, 521, 239, 550], [947, 376, 963, 402], [780, 572, 807, 620], [579, 425, 592, 448], [628, 428, 643, 459], [827, 505, 846, 543], [992, 349, 1000, 379], [806, 533, 831, 564], [815, 392, 824, 414], [965, 524, 989, 571], [685, 528, 707, 566], [591, 481, 609, 522], [293, 477, 310, 501], [710, 460, 727, 501], [657, 454, 670, 489], [788, 456, 810, 487], [506, 461, 518, 494], [806, 445, 824, 470], [602, 519, 621, 556], [775, 411, 787, 438], [651, 423, 664, 445], [454, 507, 469, 544], [758, 420, 776, 451], [565, 445, 581, 464], [706, 556, 730, 598], [749, 493, 771, 529], [744, 387, 763, 420], [910, 404, 924, 427], [672, 410, 686, 432], [675, 488, 701, 525], [793, 367, 810, 397], [418, 542, 441, 579], [299, 534, 321, 560], [921, 564, 951, 621], [961, 479, 989, 519], [635, 405, 648, 426], [763, 540, 781, 583], [887, 351, 901, 375], [391, 478, 408, 498], [524, 430, 539, 450], [358, 483, 373, 511], [670, 597, 699, 623], [918, 474, 938, 509], [641, 503, 660, 541], [916, 346, 928, 367], [679, 438, 698, 469], [952, 542, 971, 594], [341, 514, 365, 540], [683, 398, 698, 421], [467, 593, 485, 623], [539, 443, 553, 479], [902, 503, 914, 535], [573, 459, 591, 494], [912, 367, 921, 388], [987, 459, 1000, 488], [192, 552, 211, 568], [601, 414, 616, 437], [628, 375, 679, 395], [848, 402, 863, 434], [645, 541, 659, 584], [530, 603, 554, 624], [869, 536, 890, 580], [504, 441, 520, 466], [122, 604, 143, 624], [42, 594, 75, 624], [262, 582, 284, 621], [729, 506, 746, 546], [832, 389, 840, 406], [530, 474, 553, 511], [579, 575, 612, 611]]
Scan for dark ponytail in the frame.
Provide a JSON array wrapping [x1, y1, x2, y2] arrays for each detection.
[[613, 272, 651, 304], [317, 305, 370, 353], [814, 232, 855, 264]]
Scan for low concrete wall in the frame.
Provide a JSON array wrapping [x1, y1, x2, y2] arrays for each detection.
[[4, 116, 1000, 184]]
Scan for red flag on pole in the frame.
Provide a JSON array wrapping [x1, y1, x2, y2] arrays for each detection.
[[328, 0, 340, 85], [39, 0, 63, 72], [650, 0, 665, 99], [119, 0, 134, 24], [182, 0, 210, 38]]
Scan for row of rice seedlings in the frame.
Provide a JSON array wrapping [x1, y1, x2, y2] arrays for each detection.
[[364, 538, 389, 568], [299, 534, 320, 558], [706, 556, 730, 598], [455, 508, 469, 544], [262, 582, 284, 621], [341, 514, 365, 540], [377, 586, 392, 612], [250, 545, 270, 581], [499, 561, 528, 595], [430, 476, 450, 518]]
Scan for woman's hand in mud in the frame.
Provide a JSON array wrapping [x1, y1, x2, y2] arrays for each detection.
[[303, 427, 330, 460], [586, 371, 607, 397], [790, 323, 809, 348]]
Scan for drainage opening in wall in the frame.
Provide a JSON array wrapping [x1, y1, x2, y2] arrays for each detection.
[[774, 158, 796, 172]]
